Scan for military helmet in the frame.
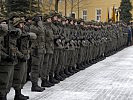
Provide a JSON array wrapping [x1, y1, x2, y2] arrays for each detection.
[[13, 18, 25, 27], [32, 12, 43, 22], [77, 18, 84, 24], [49, 10, 58, 17], [86, 21, 91, 25], [25, 14, 32, 21], [0, 17, 7, 23], [61, 16, 66, 21], [18, 12, 26, 22], [18, 12, 26, 17], [73, 18, 78, 23], [9, 12, 19, 20], [79, 18, 84, 22], [57, 12, 62, 18], [43, 14, 52, 21], [65, 16, 70, 20], [33, 12, 42, 17], [0, 13, 6, 23], [66, 17, 74, 22]]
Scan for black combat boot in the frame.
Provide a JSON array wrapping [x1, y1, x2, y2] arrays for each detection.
[[49, 74, 60, 84], [72, 66, 78, 73], [54, 73, 64, 81], [89, 60, 93, 64], [86, 61, 91, 66], [31, 83, 45, 92], [0, 95, 7, 100], [14, 89, 29, 100], [64, 67, 72, 76], [59, 70, 68, 79], [91, 59, 96, 64], [72, 66, 79, 72], [76, 64, 85, 70], [41, 79, 55, 87], [68, 66, 75, 74], [83, 61, 88, 67]]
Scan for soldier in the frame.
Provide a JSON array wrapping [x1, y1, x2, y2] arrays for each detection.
[[1, 12, 26, 100], [24, 15, 33, 82], [59, 17, 72, 78], [12, 17, 30, 100], [30, 13, 45, 92], [127, 25, 132, 46], [76, 19, 87, 70], [50, 11, 64, 81], [66, 18, 77, 74], [13, 16, 37, 100], [0, 16, 12, 100], [58, 17, 70, 78], [41, 14, 57, 88], [53, 14, 67, 80]]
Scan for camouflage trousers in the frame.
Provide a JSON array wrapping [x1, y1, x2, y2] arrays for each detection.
[[55, 49, 65, 74], [12, 61, 27, 90], [0, 62, 14, 96], [41, 53, 53, 80], [50, 49, 60, 75], [66, 50, 75, 69], [30, 48, 45, 84]]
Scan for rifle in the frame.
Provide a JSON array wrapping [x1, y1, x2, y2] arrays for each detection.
[[7, 1, 11, 57], [4, 1, 13, 59]]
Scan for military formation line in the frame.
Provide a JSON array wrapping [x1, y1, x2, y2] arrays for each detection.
[[0, 11, 129, 100]]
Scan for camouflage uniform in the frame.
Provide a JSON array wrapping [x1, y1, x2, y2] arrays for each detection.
[[0, 20, 13, 100], [41, 20, 56, 87], [30, 15, 45, 92]]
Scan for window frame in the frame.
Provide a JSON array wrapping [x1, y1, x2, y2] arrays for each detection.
[[95, 8, 102, 22], [82, 9, 87, 21]]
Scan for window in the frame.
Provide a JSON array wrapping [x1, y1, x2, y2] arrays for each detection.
[[69, 12, 76, 18], [96, 9, 101, 22], [83, 10, 87, 21], [59, 0, 62, 3], [71, 13, 76, 19]]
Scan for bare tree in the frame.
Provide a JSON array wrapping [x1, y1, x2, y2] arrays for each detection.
[[55, 0, 59, 12], [68, 0, 85, 18], [40, 0, 55, 13]]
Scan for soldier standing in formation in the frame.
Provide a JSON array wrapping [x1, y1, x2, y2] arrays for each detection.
[[30, 13, 45, 92]]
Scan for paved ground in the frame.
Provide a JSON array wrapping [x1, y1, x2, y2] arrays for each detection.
[[8, 46, 133, 100]]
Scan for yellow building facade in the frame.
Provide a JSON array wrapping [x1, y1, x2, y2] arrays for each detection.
[[40, 0, 133, 22], [58, 0, 121, 22]]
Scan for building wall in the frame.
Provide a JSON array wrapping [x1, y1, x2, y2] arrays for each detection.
[[130, 0, 133, 21], [58, 0, 122, 22], [40, 0, 133, 22]]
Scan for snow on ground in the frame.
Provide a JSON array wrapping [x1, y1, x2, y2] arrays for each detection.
[[7, 46, 133, 100]]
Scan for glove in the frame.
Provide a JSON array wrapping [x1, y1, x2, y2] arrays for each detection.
[[20, 57, 27, 62], [20, 54, 30, 62], [5, 56, 14, 62], [34, 48, 38, 56]]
